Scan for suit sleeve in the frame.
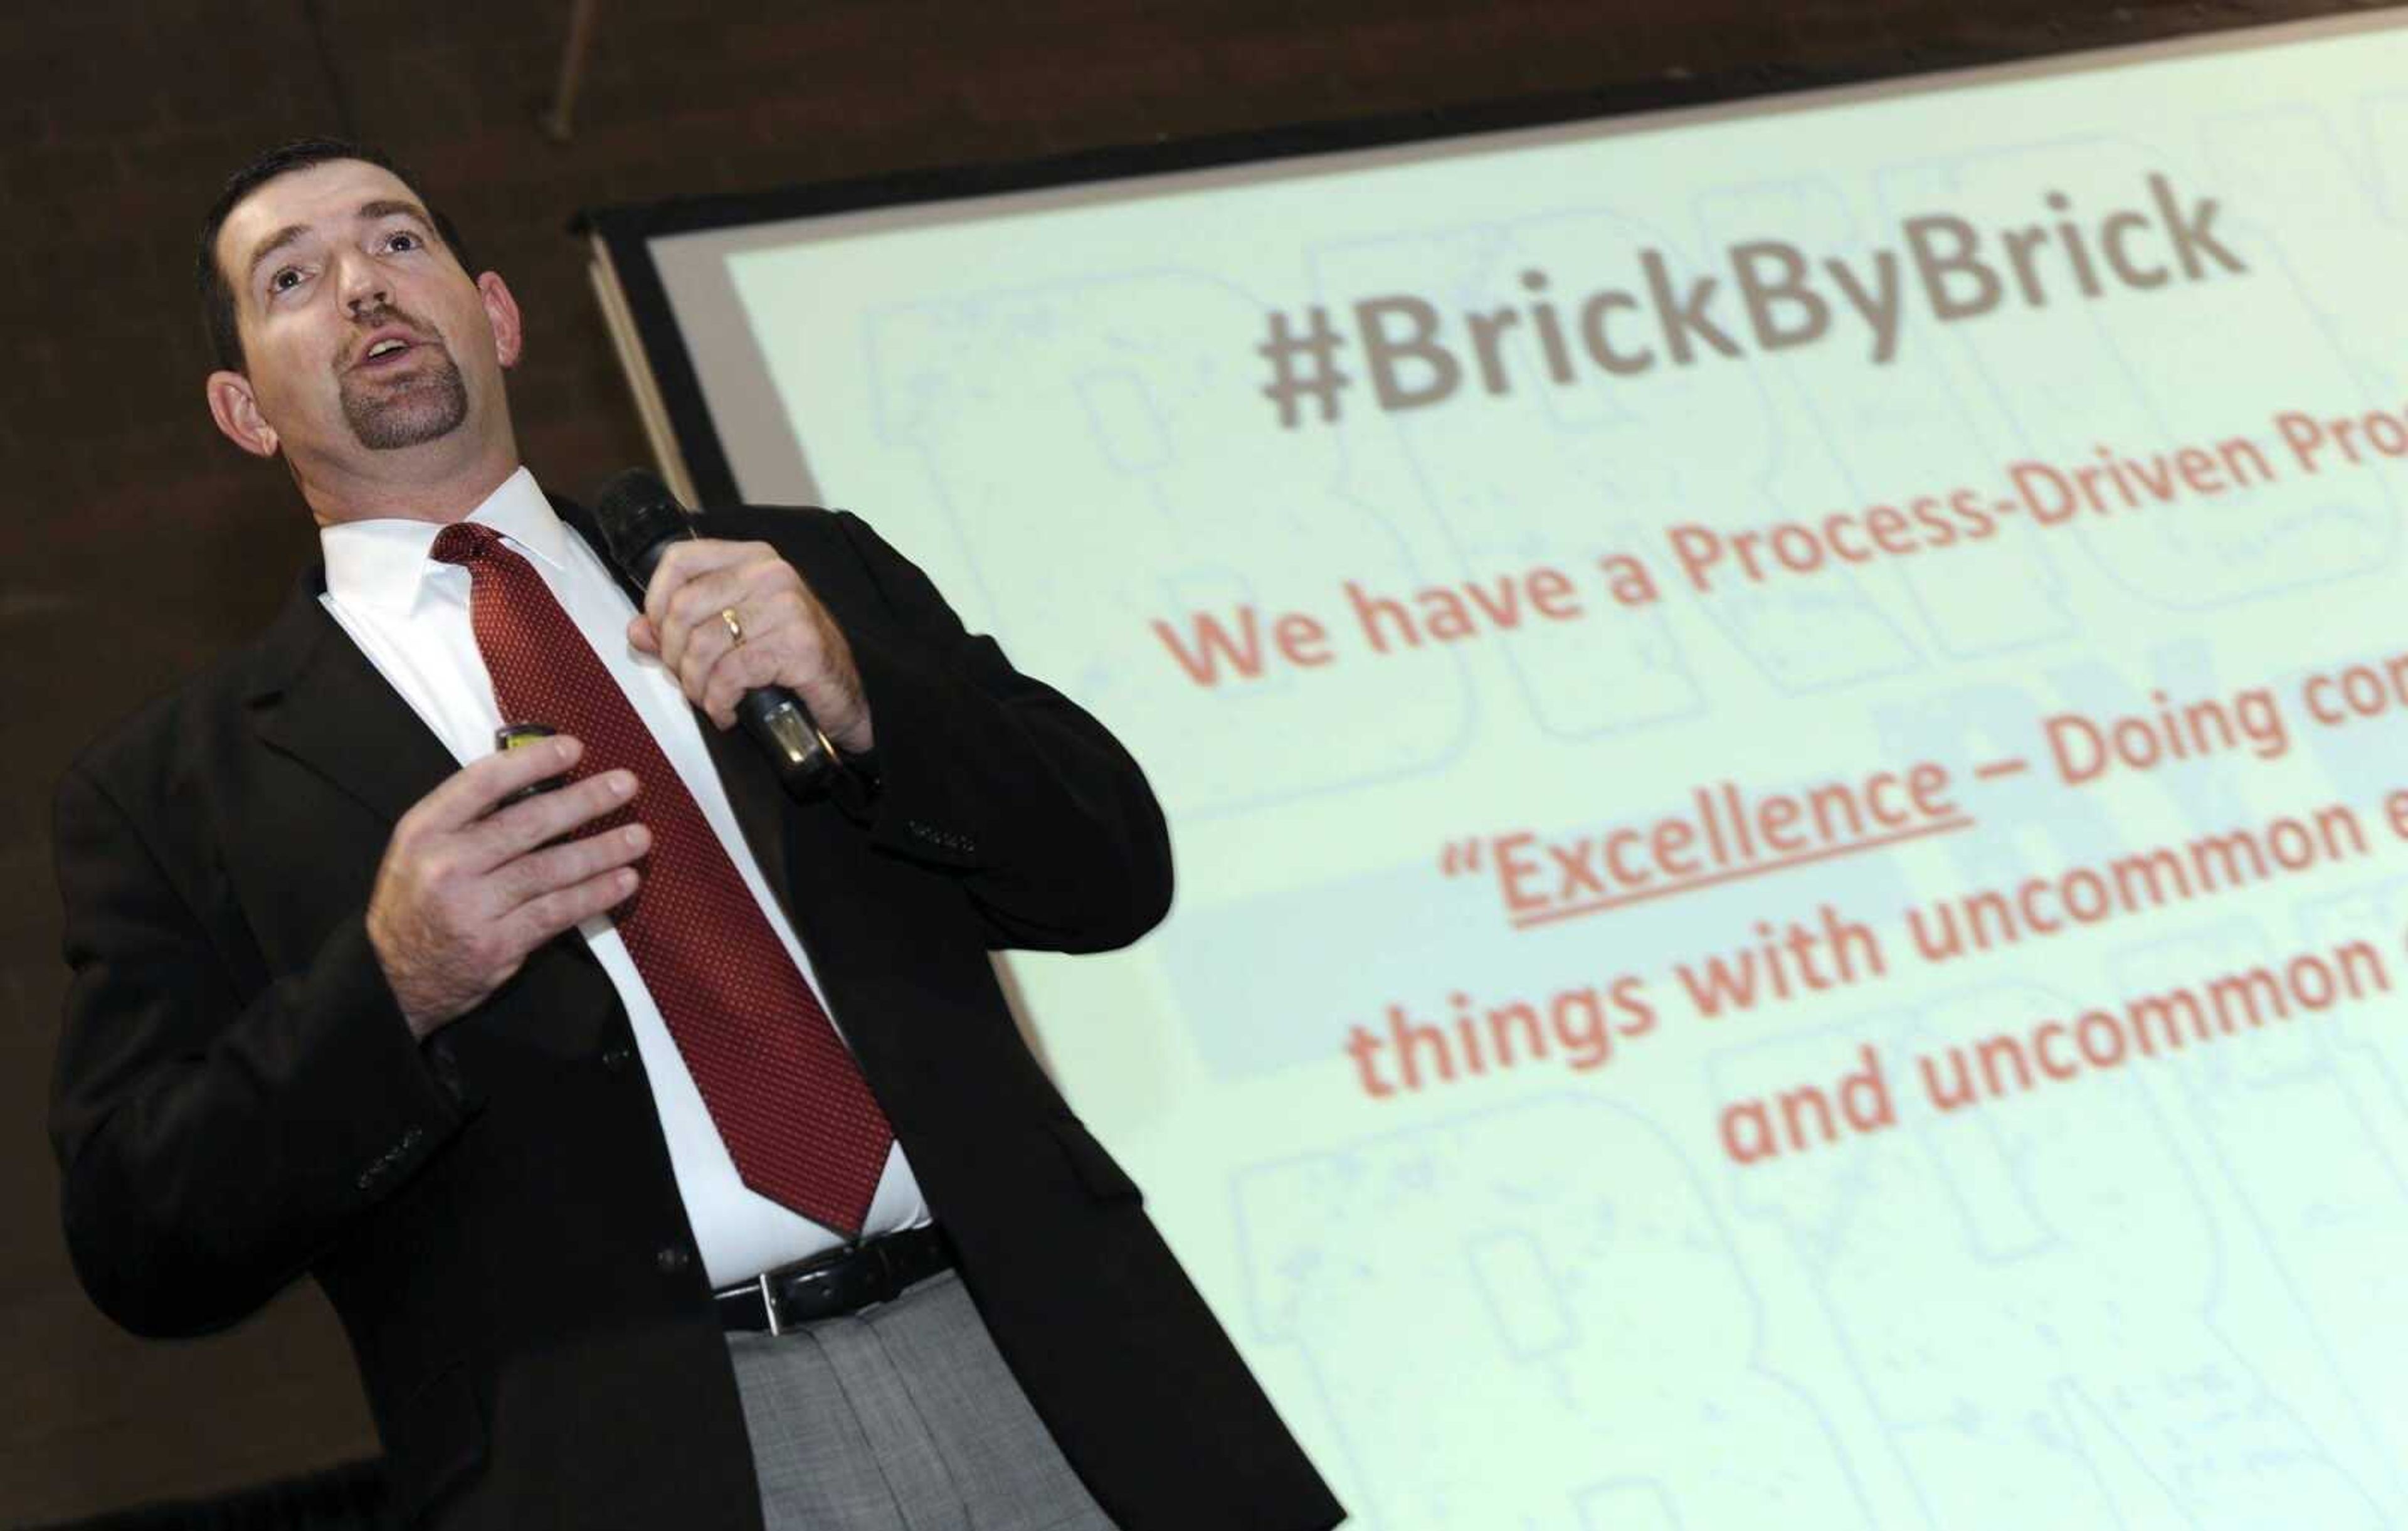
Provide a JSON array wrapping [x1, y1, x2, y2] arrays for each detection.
[[827, 510, 1175, 953], [48, 760, 468, 1338]]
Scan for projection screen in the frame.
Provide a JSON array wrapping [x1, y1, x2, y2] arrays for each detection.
[[589, 14, 2408, 1525]]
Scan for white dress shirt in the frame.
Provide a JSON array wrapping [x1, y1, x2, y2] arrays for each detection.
[[319, 467, 928, 1290]]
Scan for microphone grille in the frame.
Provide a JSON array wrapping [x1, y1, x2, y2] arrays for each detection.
[[592, 468, 691, 568]]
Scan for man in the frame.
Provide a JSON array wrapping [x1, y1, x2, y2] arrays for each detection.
[[49, 138, 1344, 1531]]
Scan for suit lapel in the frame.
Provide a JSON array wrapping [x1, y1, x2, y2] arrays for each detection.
[[246, 568, 458, 827], [552, 494, 808, 928]]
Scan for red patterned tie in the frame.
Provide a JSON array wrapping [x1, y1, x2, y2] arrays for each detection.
[[431, 522, 893, 1235]]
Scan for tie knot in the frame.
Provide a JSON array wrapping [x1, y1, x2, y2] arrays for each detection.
[[430, 521, 505, 566]]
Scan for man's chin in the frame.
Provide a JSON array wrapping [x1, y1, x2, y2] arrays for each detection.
[[343, 383, 470, 452]]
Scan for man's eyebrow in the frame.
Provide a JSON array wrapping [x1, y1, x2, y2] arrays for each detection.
[[356, 198, 434, 230], [243, 222, 311, 282]]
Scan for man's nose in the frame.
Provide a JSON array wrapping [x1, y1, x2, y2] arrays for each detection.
[[335, 254, 390, 314]]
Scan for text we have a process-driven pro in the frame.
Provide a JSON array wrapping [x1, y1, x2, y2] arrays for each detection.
[[1148, 401, 2408, 687]]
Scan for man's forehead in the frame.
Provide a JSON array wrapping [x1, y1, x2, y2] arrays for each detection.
[[216, 159, 424, 273]]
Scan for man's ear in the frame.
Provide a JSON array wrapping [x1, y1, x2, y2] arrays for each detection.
[[477, 272, 524, 369], [205, 370, 279, 458]]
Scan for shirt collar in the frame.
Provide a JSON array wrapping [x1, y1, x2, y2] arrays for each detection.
[[320, 467, 569, 616]]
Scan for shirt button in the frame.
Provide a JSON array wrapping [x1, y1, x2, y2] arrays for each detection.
[[655, 1244, 691, 1275], [601, 1046, 633, 1073]]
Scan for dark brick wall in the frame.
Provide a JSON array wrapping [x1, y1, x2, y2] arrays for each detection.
[[0, 0, 2379, 1518]]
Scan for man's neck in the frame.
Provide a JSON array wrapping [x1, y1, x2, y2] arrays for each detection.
[[298, 447, 524, 528]]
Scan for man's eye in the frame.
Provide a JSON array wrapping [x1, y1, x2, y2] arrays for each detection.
[[269, 268, 303, 293], [384, 230, 420, 252]]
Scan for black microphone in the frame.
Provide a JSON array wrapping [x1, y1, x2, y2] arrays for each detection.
[[591, 469, 856, 805]]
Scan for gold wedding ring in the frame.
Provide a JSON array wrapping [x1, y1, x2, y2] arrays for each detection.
[[720, 607, 746, 646]]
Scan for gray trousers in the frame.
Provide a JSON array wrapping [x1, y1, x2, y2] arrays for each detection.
[[726, 1269, 1120, 1531]]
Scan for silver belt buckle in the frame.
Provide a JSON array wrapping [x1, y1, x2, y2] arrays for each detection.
[[758, 1272, 784, 1337]]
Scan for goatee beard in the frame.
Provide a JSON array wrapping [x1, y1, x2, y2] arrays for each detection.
[[341, 344, 470, 450]]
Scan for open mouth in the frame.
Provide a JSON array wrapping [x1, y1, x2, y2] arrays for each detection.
[[349, 321, 440, 373]]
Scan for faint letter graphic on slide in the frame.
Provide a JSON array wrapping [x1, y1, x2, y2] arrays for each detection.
[[1233, 1098, 1865, 1528]]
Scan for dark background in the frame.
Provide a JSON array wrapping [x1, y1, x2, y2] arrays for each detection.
[[0, 0, 2380, 1520]]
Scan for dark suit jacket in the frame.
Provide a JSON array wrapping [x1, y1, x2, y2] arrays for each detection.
[[49, 499, 1344, 1531]]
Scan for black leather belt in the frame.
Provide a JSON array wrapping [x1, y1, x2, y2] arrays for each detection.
[[714, 1225, 955, 1334]]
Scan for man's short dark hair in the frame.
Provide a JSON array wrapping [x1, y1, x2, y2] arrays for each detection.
[[197, 137, 477, 374]]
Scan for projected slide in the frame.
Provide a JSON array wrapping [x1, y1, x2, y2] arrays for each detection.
[[613, 16, 2408, 1527]]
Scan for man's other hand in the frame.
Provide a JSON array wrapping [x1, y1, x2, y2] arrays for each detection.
[[366, 736, 649, 1036], [626, 539, 872, 754]]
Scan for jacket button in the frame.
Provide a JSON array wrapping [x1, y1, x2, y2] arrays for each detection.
[[601, 1046, 633, 1073], [655, 1244, 691, 1274]]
